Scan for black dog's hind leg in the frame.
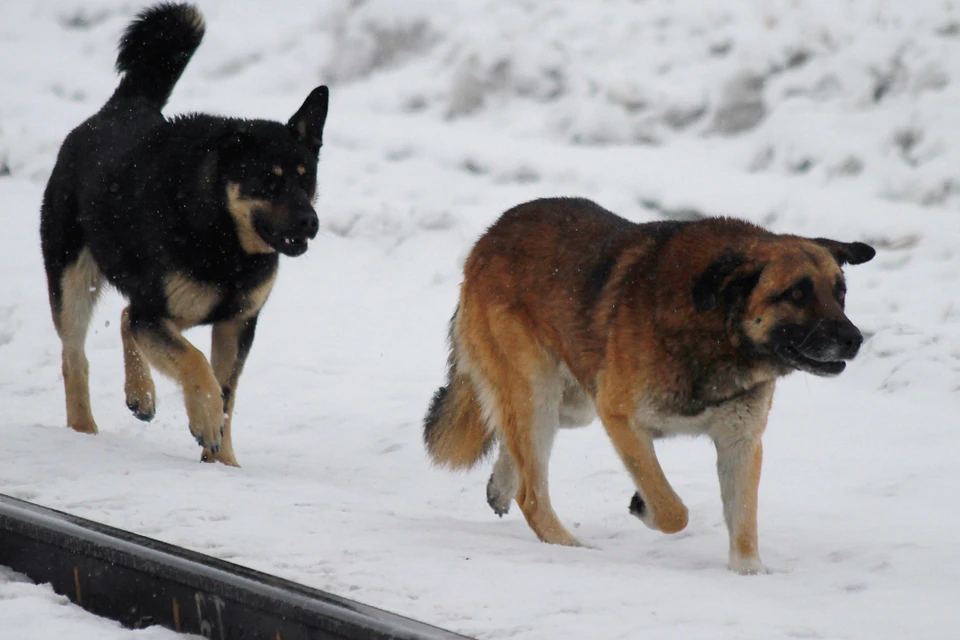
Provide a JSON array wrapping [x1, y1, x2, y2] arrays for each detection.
[[48, 248, 104, 434], [201, 315, 259, 467], [121, 306, 157, 421], [127, 313, 224, 454]]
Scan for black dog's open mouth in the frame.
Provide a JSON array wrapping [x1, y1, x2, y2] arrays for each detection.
[[776, 343, 846, 377], [254, 220, 310, 257]]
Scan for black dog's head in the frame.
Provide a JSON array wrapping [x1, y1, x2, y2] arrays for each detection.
[[693, 236, 876, 376], [220, 86, 328, 257]]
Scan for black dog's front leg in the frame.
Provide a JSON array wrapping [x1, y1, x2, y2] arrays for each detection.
[[203, 314, 259, 466], [129, 314, 224, 454]]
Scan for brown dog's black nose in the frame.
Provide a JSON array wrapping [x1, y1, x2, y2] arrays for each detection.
[[837, 322, 863, 357]]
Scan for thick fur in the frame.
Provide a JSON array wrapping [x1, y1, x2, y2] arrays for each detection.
[[424, 197, 875, 572], [40, 3, 329, 466]]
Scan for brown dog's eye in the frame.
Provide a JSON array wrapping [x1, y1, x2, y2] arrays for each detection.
[[777, 277, 814, 308], [834, 279, 847, 306]]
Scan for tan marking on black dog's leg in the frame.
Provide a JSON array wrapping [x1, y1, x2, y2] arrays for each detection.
[[121, 306, 156, 421], [200, 316, 259, 467], [203, 320, 241, 466], [715, 436, 767, 574], [56, 249, 103, 435], [132, 319, 223, 453], [597, 410, 688, 534]]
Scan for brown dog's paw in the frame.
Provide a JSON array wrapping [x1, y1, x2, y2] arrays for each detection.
[[486, 474, 513, 517], [629, 492, 688, 534]]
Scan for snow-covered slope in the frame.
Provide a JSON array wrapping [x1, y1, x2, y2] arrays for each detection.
[[1, 1, 958, 638]]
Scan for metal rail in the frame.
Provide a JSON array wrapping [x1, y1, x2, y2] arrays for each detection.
[[0, 494, 472, 639]]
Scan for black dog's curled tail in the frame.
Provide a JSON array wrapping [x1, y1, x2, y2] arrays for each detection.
[[111, 3, 205, 108]]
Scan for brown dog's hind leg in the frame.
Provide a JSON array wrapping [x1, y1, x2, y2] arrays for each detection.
[[53, 248, 103, 435], [200, 315, 259, 467], [499, 378, 582, 547], [486, 442, 519, 516], [475, 304, 580, 547], [121, 306, 156, 421]]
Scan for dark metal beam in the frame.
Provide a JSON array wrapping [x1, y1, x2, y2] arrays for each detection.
[[0, 494, 472, 640]]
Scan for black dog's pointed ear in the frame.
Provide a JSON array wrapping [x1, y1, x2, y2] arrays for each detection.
[[288, 86, 329, 154], [692, 254, 762, 313], [813, 238, 876, 266]]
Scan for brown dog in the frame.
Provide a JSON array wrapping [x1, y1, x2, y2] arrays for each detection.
[[424, 197, 874, 573]]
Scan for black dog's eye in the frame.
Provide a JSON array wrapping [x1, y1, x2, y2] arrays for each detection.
[[777, 277, 814, 308], [261, 171, 283, 193]]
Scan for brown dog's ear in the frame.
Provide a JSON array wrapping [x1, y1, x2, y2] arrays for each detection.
[[288, 86, 329, 154], [812, 238, 876, 266], [692, 254, 762, 313]]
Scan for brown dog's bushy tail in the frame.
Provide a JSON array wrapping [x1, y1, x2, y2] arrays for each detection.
[[423, 308, 494, 470], [111, 3, 205, 108]]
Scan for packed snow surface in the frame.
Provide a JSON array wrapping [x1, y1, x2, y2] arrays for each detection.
[[1, 1, 959, 638]]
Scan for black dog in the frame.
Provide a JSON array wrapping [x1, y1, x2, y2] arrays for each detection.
[[40, 3, 328, 466]]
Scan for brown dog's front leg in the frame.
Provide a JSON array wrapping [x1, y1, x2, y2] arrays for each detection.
[[712, 382, 774, 574], [597, 408, 688, 534], [714, 434, 767, 574]]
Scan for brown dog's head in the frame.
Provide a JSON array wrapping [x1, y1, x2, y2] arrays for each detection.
[[693, 236, 875, 376]]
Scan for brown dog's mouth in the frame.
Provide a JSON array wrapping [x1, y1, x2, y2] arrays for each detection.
[[776, 343, 846, 377]]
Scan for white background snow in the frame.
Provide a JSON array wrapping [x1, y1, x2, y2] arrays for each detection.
[[1, 1, 959, 638]]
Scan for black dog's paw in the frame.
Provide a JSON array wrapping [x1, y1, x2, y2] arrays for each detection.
[[194, 432, 220, 455], [126, 399, 155, 422], [629, 493, 646, 519]]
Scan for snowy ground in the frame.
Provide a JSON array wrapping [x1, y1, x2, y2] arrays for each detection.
[[2, 1, 960, 638], [0, 567, 190, 640]]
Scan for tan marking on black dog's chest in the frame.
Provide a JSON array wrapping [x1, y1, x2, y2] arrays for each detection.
[[164, 273, 221, 328], [164, 269, 277, 327], [237, 270, 277, 319]]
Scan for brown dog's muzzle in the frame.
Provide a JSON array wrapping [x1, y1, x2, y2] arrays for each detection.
[[770, 315, 864, 377]]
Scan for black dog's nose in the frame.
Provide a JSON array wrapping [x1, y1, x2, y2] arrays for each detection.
[[293, 209, 319, 238]]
